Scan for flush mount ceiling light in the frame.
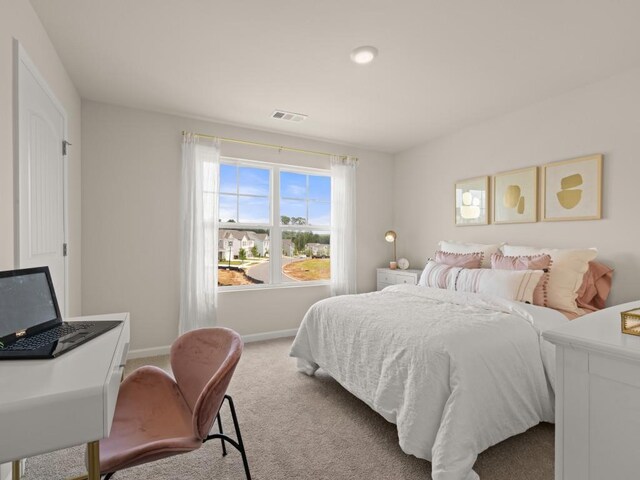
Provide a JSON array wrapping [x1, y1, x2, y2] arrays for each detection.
[[350, 46, 378, 65]]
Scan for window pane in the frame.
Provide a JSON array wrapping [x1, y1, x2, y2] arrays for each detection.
[[238, 196, 270, 224], [218, 228, 270, 286], [280, 199, 307, 225], [280, 171, 307, 199], [239, 167, 270, 196], [308, 201, 330, 226], [219, 194, 237, 223], [308, 175, 331, 201], [220, 164, 237, 194], [281, 230, 330, 282]]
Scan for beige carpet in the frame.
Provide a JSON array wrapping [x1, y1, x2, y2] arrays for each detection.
[[22, 338, 554, 479]]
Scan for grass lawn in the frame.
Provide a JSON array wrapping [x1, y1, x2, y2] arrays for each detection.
[[283, 258, 330, 281]]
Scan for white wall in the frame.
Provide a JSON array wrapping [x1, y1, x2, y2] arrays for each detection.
[[81, 101, 394, 351], [0, 0, 82, 314], [0, 1, 81, 475], [394, 67, 640, 306]]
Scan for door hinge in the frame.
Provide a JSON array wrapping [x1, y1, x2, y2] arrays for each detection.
[[62, 140, 72, 156], [63, 243, 68, 257]]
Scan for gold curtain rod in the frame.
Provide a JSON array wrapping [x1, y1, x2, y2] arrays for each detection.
[[182, 131, 356, 161]]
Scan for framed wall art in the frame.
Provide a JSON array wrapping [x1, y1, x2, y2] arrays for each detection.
[[541, 154, 602, 221], [455, 176, 489, 226], [493, 167, 538, 224]]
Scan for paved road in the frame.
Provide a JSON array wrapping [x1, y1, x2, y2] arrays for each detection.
[[246, 257, 298, 283]]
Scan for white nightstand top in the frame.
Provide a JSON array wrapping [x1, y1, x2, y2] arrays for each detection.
[[543, 301, 640, 361], [377, 267, 422, 274]]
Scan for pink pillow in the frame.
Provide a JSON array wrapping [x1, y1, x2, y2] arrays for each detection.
[[576, 261, 613, 312], [491, 253, 552, 307], [435, 250, 483, 269]]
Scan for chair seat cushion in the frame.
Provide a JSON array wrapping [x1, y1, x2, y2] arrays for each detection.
[[99, 366, 202, 473]]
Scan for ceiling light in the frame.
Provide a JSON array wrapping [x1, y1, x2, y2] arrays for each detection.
[[350, 46, 378, 65]]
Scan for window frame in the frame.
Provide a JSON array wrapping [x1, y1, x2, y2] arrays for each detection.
[[218, 156, 331, 291]]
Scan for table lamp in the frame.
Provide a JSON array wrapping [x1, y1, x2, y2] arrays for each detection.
[[384, 230, 397, 269]]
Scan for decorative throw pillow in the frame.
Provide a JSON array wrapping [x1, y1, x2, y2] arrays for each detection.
[[437, 240, 504, 268], [491, 253, 552, 307], [435, 250, 483, 268], [419, 260, 543, 304], [502, 245, 598, 313]]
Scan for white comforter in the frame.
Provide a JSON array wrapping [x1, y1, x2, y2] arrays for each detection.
[[289, 285, 567, 480]]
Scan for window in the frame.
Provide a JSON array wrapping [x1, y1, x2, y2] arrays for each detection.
[[217, 158, 331, 288]]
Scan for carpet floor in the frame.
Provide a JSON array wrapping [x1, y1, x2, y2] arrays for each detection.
[[22, 337, 554, 479]]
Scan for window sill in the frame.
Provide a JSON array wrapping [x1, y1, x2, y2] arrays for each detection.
[[219, 281, 331, 293]]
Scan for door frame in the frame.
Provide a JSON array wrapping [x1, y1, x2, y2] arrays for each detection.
[[13, 40, 69, 316]]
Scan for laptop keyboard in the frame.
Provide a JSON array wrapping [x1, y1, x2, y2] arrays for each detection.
[[3, 323, 93, 351]]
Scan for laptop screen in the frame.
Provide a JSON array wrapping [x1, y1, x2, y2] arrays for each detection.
[[0, 268, 61, 339]]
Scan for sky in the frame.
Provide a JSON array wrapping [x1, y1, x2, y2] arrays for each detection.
[[218, 164, 330, 225]]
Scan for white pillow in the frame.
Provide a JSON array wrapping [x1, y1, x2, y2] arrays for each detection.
[[419, 260, 543, 304], [502, 245, 598, 313], [438, 240, 504, 268]]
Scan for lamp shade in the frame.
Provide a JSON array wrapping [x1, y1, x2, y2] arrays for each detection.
[[384, 230, 397, 242]]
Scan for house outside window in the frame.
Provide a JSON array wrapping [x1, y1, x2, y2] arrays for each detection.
[[215, 158, 331, 288]]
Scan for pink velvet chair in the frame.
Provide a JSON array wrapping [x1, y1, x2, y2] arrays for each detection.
[[98, 327, 251, 479]]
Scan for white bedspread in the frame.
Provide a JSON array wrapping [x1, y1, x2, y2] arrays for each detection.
[[289, 285, 567, 480]]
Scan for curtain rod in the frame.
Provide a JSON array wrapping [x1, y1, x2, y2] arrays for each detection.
[[182, 131, 357, 162]]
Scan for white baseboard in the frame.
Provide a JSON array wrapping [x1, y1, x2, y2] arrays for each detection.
[[126, 345, 171, 360], [241, 328, 298, 343], [127, 328, 298, 360]]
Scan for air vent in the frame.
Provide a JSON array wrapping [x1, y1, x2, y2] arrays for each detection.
[[271, 110, 308, 122]]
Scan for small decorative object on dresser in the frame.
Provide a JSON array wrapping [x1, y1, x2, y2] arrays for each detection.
[[397, 258, 410, 270], [543, 302, 640, 480], [376, 268, 421, 291], [621, 308, 640, 335]]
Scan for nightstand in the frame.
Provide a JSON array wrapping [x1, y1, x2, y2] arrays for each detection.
[[376, 268, 422, 291], [543, 301, 640, 480]]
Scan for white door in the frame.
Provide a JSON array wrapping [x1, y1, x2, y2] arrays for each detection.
[[17, 44, 68, 315]]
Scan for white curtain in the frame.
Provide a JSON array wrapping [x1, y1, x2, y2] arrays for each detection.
[[179, 134, 220, 334], [330, 155, 358, 296]]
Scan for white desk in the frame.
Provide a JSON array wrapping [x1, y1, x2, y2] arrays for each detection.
[[543, 302, 640, 480], [0, 313, 130, 479]]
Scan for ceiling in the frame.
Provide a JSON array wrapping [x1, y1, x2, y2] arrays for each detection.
[[30, 0, 640, 153]]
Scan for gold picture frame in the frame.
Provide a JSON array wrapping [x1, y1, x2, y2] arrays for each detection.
[[455, 176, 489, 226], [541, 154, 602, 222], [493, 167, 538, 224]]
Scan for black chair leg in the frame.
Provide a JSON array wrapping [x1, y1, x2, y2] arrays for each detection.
[[103, 473, 114, 480], [217, 412, 228, 456], [225, 395, 251, 480], [205, 395, 251, 480]]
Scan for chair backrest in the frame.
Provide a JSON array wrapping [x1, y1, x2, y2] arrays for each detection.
[[170, 327, 243, 440]]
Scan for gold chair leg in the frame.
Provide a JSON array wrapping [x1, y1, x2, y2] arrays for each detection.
[[12, 460, 20, 480], [87, 441, 100, 480]]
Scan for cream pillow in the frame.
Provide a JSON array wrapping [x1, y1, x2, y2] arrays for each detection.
[[502, 245, 598, 313], [419, 260, 543, 304], [438, 240, 504, 268]]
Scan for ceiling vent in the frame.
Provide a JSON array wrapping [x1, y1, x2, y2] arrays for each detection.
[[271, 110, 308, 122]]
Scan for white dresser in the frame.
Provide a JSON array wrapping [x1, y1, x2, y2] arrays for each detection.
[[376, 267, 421, 291], [543, 302, 640, 480]]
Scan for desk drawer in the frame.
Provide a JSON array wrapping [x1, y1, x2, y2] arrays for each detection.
[[104, 322, 130, 435]]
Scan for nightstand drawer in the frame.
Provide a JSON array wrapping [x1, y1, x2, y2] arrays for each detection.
[[377, 271, 397, 284], [394, 273, 416, 285]]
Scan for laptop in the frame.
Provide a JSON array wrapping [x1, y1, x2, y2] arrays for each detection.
[[0, 266, 121, 359]]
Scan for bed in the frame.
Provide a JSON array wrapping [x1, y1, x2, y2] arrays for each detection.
[[290, 285, 568, 480]]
